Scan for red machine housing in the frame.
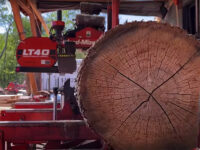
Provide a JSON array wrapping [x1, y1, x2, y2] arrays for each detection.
[[52, 20, 65, 30], [16, 37, 57, 68], [67, 27, 103, 49], [16, 28, 103, 70]]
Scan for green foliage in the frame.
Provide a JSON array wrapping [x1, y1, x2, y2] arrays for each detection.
[[0, 2, 28, 88], [42, 10, 77, 37], [76, 50, 86, 59], [44, 10, 76, 29]]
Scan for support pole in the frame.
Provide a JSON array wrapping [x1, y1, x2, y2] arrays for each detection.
[[175, 6, 179, 27], [112, 0, 119, 28], [57, 10, 62, 21], [196, 0, 200, 37], [107, 5, 112, 30], [56, 10, 63, 37], [173, 0, 179, 27]]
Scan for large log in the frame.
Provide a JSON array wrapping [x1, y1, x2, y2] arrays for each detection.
[[77, 22, 200, 150]]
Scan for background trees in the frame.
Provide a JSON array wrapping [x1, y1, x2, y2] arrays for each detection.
[[0, 1, 27, 88]]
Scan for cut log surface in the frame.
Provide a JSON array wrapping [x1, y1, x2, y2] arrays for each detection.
[[77, 22, 200, 150]]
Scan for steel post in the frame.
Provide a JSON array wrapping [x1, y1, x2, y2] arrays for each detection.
[[112, 0, 119, 28]]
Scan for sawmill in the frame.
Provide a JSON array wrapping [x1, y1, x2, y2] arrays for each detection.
[[0, 0, 199, 149]]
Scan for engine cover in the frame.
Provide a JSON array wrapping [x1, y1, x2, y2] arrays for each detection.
[[16, 37, 57, 67], [67, 27, 103, 49]]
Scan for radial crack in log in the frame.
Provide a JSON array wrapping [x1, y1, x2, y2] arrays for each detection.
[[152, 50, 200, 94], [111, 95, 151, 137], [105, 61, 150, 94], [105, 54, 198, 135], [105, 62, 178, 137], [150, 95, 178, 135], [168, 101, 195, 115]]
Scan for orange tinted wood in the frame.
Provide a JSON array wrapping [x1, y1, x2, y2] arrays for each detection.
[[27, 0, 49, 36]]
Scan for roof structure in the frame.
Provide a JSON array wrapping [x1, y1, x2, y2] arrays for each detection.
[[35, 0, 168, 16]]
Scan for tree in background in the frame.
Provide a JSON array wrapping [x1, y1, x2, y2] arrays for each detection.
[[0, 1, 27, 88]]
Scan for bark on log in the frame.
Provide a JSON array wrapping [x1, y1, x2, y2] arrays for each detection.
[[77, 22, 200, 150]]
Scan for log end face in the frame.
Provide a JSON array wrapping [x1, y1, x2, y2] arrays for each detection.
[[77, 22, 200, 150]]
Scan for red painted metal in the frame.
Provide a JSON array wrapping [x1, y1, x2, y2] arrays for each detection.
[[0, 101, 81, 121], [107, 5, 112, 30], [52, 20, 65, 27], [0, 109, 53, 121], [14, 102, 61, 109], [4, 82, 25, 94], [51, 20, 65, 32], [67, 27, 103, 49], [112, 0, 119, 28], [32, 95, 48, 102], [173, 0, 178, 5], [0, 97, 102, 149], [0, 120, 98, 142], [16, 37, 57, 67], [0, 131, 4, 150], [16, 28, 103, 69], [10, 144, 28, 150], [0, 120, 100, 150]]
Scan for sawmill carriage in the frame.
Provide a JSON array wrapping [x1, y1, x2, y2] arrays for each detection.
[[0, 0, 200, 150]]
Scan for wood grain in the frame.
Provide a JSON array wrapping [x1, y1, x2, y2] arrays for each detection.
[[77, 22, 200, 150]]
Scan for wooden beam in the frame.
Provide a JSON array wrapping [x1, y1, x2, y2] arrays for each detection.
[[24, 1, 40, 95], [16, 0, 38, 36], [29, 8, 38, 37], [26, 73, 38, 95], [16, 0, 32, 15], [10, 0, 38, 95], [29, 14, 38, 37], [16, 0, 42, 37], [10, 0, 26, 40], [27, 0, 49, 36]]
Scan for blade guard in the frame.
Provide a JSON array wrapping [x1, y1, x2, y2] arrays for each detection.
[[58, 56, 77, 73], [58, 41, 77, 73]]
